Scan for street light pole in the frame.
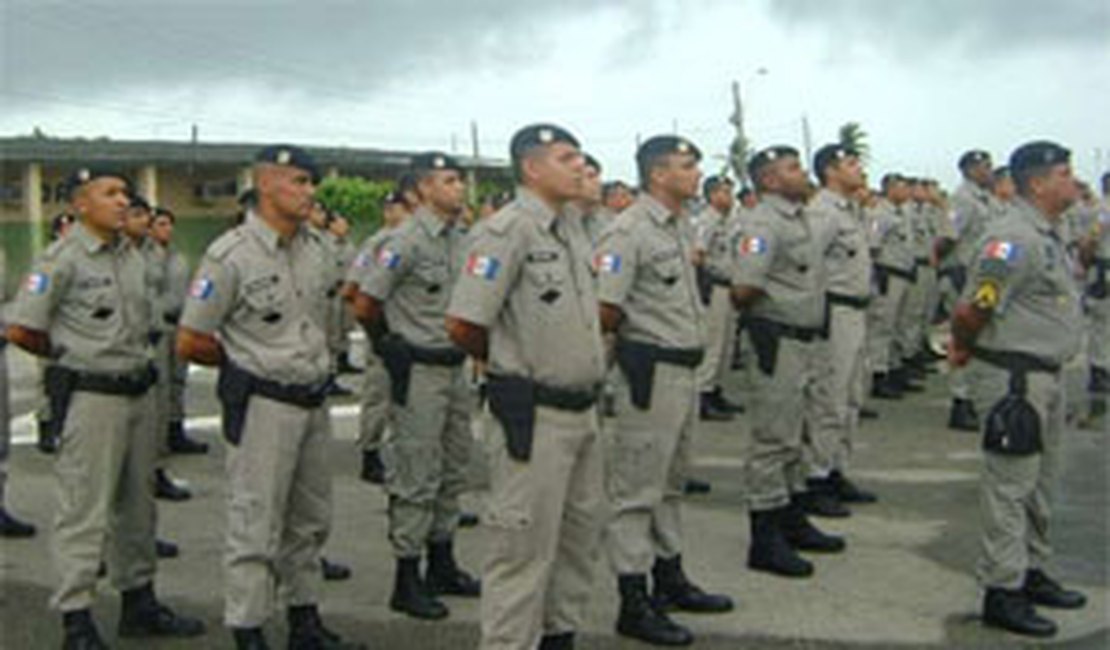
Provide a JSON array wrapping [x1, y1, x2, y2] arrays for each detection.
[[729, 67, 768, 188]]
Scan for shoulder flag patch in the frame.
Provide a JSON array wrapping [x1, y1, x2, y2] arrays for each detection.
[[595, 253, 622, 274], [983, 240, 1019, 262], [353, 251, 372, 269], [377, 248, 402, 270], [189, 277, 214, 301], [465, 254, 501, 280], [24, 272, 49, 295], [738, 236, 767, 255]]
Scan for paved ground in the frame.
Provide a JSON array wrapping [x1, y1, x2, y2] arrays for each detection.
[[1, 343, 1108, 650]]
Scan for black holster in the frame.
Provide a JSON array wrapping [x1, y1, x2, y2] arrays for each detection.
[[983, 371, 1042, 456], [874, 265, 890, 296], [615, 340, 658, 410], [375, 333, 414, 406], [745, 318, 782, 376], [695, 267, 713, 306], [486, 374, 536, 462], [1087, 259, 1108, 299], [43, 365, 77, 437], [217, 363, 254, 446]]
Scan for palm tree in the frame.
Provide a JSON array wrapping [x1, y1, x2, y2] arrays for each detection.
[[838, 122, 869, 162]]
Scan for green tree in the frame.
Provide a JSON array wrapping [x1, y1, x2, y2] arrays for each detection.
[[315, 176, 393, 234], [838, 122, 870, 162]]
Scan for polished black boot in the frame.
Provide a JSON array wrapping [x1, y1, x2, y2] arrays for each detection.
[[870, 373, 903, 400], [615, 574, 693, 646], [117, 583, 206, 638], [651, 555, 733, 613], [154, 468, 191, 501], [155, 538, 179, 559], [62, 610, 108, 650], [947, 398, 979, 432], [232, 627, 270, 650], [829, 470, 877, 504], [0, 506, 37, 538], [682, 478, 712, 495], [708, 386, 744, 414], [800, 478, 851, 518], [288, 604, 366, 649], [747, 508, 813, 578], [360, 449, 385, 485], [1023, 569, 1087, 609], [1089, 366, 1110, 394], [167, 421, 209, 454], [425, 540, 480, 597], [982, 587, 1057, 637], [699, 392, 733, 422], [37, 418, 59, 454], [390, 557, 448, 619], [781, 498, 846, 553], [320, 557, 352, 581], [538, 632, 575, 650], [889, 366, 924, 393]]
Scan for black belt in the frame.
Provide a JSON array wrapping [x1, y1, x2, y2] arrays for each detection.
[[409, 345, 466, 367], [877, 264, 917, 282], [647, 344, 705, 368], [972, 348, 1060, 374], [251, 373, 330, 409], [827, 293, 871, 310], [70, 365, 157, 396], [534, 383, 600, 412], [746, 317, 821, 342]]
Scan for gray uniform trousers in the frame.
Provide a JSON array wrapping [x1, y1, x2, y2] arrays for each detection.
[[970, 361, 1063, 590], [356, 346, 390, 453], [1088, 296, 1110, 370], [606, 361, 696, 575], [807, 304, 867, 473], [224, 396, 332, 628], [52, 389, 158, 611], [480, 405, 605, 650], [695, 285, 736, 393], [868, 275, 911, 374]]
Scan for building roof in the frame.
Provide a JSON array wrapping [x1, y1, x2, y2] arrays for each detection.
[[0, 135, 509, 174]]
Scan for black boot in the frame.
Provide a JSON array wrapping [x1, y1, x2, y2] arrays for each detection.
[[37, 418, 59, 454], [800, 479, 851, 518], [458, 512, 480, 528], [829, 470, 877, 504], [699, 392, 734, 422], [0, 506, 37, 538], [1023, 569, 1087, 609], [781, 498, 846, 553], [982, 587, 1057, 637], [709, 387, 745, 414], [232, 627, 270, 650], [890, 366, 924, 393], [155, 538, 179, 559], [390, 557, 448, 619], [360, 449, 385, 485], [538, 632, 575, 650], [682, 478, 712, 495], [62, 610, 108, 650], [947, 398, 979, 432], [426, 540, 480, 597], [154, 468, 191, 502], [287, 605, 366, 650], [336, 352, 364, 375], [320, 557, 352, 581], [615, 574, 693, 646], [117, 583, 206, 638], [651, 555, 733, 613], [870, 373, 902, 400], [167, 421, 209, 455], [858, 406, 879, 420], [1089, 366, 1110, 394], [747, 508, 813, 578]]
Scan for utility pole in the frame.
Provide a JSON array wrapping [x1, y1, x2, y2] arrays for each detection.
[[468, 120, 479, 205], [801, 114, 813, 167], [728, 80, 749, 187]]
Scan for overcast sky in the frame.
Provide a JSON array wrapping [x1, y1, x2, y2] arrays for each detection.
[[3, 0, 1109, 187]]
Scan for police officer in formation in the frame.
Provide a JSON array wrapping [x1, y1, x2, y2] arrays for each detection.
[[0, 245, 37, 538], [8, 168, 206, 649]]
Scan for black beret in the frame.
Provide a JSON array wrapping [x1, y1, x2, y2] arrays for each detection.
[[254, 144, 321, 183], [958, 149, 991, 171], [1009, 141, 1071, 175], [813, 144, 858, 178], [128, 194, 151, 211], [583, 154, 602, 173], [510, 124, 580, 161], [637, 135, 702, 169], [747, 145, 799, 181], [410, 151, 463, 173], [702, 175, 733, 198], [63, 167, 130, 199], [992, 166, 1011, 180], [152, 205, 176, 221]]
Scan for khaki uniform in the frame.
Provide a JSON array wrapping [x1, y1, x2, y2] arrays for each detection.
[[180, 214, 334, 628], [448, 188, 606, 650], [137, 238, 175, 458], [731, 194, 824, 511], [162, 246, 190, 426], [326, 233, 356, 360], [9, 223, 157, 612], [694, 206, 738, 394], [596, 194, 706, 573], [1, 248, 11, 504], [358, 207, 472, 557], [868, 200, 917, 374], [904, 201, 937, 351], [963, 198, 1082, 589], [1082, 201, 1110, 372], [346, 229, 393, 452], [808, 189, 871, 473]]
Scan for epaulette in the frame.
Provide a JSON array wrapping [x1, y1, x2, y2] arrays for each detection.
[[205, 227, 246, 261]]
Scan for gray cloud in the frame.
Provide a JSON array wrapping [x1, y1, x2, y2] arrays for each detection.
[[766, 0, 1109, 57]]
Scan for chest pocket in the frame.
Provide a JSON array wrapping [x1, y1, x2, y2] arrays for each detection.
[[72, 274, 118, 321], [241, 275, 287, 325], [647, 247, 684, 288], [413, 260, 449, 295], [779, 231, 814, 277], [523, 250, 568, 305]]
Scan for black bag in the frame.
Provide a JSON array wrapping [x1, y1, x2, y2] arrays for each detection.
[[487, 375, 536, 462], [982, 372, 1042, 456]]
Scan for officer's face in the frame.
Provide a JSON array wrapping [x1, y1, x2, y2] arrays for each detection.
[[709, 184, 734, 212], [993, 176, 1016, 201], [581, 165, 603, 204], [525, 142, 585, 203], [122, 207, 152, 240], [261, 165, 316, 222], [605, 186, 634, 212], [828, 156, 865, 193], [421, 170, 466, 217], [655, 153, 702, 201], [968, 160, 993, 186], [382, 202, 408, 228], [888, 180, 911, 203], [150, 215, 174, 245], [766, 156, 809, 201], [1035, 164, 1079, 216], [73, 177, 131, 233]]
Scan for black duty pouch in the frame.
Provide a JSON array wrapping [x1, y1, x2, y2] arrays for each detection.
[[983, 372, 1042, 456], [695, 266, 713, 306], [217, 363, 255, 446], [1087, 260, 1108, 299], [376, 333, 414, 406], [874, 265, 890, 296], [615, 340, 657, 410], [487, 375, 536, 462], [745, 318, 781, 376], [43, 365, 77, 436]]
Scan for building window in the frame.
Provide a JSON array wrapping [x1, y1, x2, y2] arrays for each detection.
[[193, 179, 238, 203]]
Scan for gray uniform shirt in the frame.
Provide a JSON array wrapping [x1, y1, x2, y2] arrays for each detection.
[[179, 213, 332, 385], [9, 223, 151, 373], [697, 205, 733, 284], [953, 180, 1003, 266], [730, 193, 825, 329], [346, 227, 394, 290], [447, 187, 605, 390], [873, 200, 917, 273], [595, 194, 707, 350], [811, 188, 872, 300], [964, 198, 1082, 365], [359, 207, 464, 350]]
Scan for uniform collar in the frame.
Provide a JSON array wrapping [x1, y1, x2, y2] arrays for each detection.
[[414, 205, 450, 238], [640, 193, 680, 227], [963, 179, 992, 204], [516, 186, 559, 233], [245, 210, 304, 252], [1011, 197, 1058, 237], [703, 204, 729, 223], [762, 193, 805, 219], [72, 221, 120, 254], [815, 188, 852, 212]]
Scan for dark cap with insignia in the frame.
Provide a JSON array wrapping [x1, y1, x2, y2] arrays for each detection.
[[747, 145, 800, 182], [129, 194, 151, 211], [410, 151, 463, 173], [1009, 141, 1071, 176], [583, 153, 602, 173], [702, 174, 733, 199], [509, 123, 581, 162], [254, 144, 321, 183], [63, 167, 131, 200], [958, 149, 992, 172], [636, 135, 702, 187], [813, 143, 858, 183]]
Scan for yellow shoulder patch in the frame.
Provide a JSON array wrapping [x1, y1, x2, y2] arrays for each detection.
[[973, 280, 1000, 310]]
